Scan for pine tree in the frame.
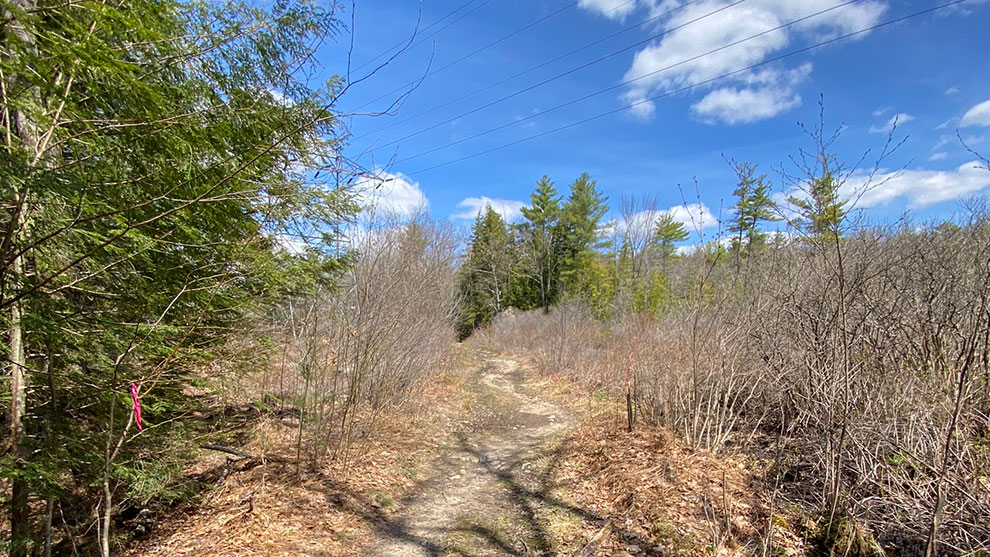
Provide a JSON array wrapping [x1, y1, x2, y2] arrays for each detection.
[[518, 175, 562, 313], [0, 2, 355, 553], [567, 252, 616, 319], [558, 172, 609, 295], [729, 161, 779, 260], [789, 170, 846, 244], [654, 213, 689, 261], [457, 206, 514, 337]]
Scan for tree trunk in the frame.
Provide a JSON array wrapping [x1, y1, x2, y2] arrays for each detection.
[[2, 0, 40, 551], [9, 475, 30, 557], [8, 270, 30, 556], [44, 496, 53, 557], [100, 473, 112, 557]]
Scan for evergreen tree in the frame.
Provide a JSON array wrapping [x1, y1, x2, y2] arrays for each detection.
[[789, 171, 846, 244], [624, 213, 688, 314], [518, 175, 562, 313], [0, 1, 354, 553], [654, 213, 689, 261], [567, 252, 616, 320], [558, 172, 609, 294], [457, 206, 514, 337], [729, 162, 779, 259]]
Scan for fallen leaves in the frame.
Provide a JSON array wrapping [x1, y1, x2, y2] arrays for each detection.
[[550, 415, 794, 556], [124, 375, 464, 556]]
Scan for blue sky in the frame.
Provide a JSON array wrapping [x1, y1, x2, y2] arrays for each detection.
[[324, 0, 990, 235]]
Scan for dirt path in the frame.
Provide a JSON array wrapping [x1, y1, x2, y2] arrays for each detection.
[[366, 356, 594, 556]]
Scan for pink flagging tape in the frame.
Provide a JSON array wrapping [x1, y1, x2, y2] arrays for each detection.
[[130, 382, 143, 431]]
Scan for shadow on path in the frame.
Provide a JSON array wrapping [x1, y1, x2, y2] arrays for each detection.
[[318, 357, 662, 556]]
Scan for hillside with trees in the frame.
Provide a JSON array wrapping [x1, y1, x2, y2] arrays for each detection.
[[2, 1, 989, 556]]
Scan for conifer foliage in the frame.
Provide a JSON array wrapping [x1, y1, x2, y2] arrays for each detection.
[[457, 207, 515, 338], [459, 170, 710, 331], [728, 161, 778, 259], [1, 1, 356, 554], [518, 175, 562, 313]]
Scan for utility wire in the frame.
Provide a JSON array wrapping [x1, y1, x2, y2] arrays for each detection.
[[395, 0, 863, 164], [355, 0, 704, 139], [352, 0, 586, 112], [354, 0, 702, 140], [402, 0, 970, 176], [351, 0, 490, 74], [374, 0, 750, 149]]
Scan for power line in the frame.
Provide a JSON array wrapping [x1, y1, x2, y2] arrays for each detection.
[[373, 0, 750, 150], [351, 0, 490, 74], [395, 0, 863, 164], [355, 0, 703, 139], [351, 0, 586, 113], [354, 0, 702, 140], [402, 0, 970, 176]]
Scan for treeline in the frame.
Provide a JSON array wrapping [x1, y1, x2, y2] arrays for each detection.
[[472, 125, 990, 554], [458, 173, 607, 336], [457, 159, 781, 336]]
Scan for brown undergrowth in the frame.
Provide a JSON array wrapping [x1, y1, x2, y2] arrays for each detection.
[[124, 360, 474, 557], [521, 361, 809, 557]]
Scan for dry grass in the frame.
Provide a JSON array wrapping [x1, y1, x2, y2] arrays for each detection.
[[515, 366, 803, 557], [124, 369, 466, 556], [548, 414, 787, 556]]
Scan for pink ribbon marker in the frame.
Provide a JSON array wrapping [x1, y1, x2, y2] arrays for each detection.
[[130, 382, 143, 431]]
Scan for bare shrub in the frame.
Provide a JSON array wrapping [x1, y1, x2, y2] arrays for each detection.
[[478, 300, 609, 382], [629, 310, 759, 453], [475, 209, 990, 554], [264, 213, 459, 468]]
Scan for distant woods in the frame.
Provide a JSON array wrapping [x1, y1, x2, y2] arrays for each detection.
[[456, 160, 779, 336], [457, 172, 612, 336]]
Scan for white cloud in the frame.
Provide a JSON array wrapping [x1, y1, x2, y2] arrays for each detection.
[[605, 202, 719, 241], [962, 135, 986, 147], [938, 0, 988, 16], [691, 66, 809, 124], [353, 170, 428, 216], [934, 118, 955, 131], [692, 86, 801, 125], [267, 88, 294, 106], [608, 210, 661, 239], [782, 162, 990, 211], [578, 0, 639, 20], [665, 202, 718, 231], [961, 99, 990, 127], [945, 85, 960, 95], [771, 189, 806, 222], [869, 112, 914, 134], [932, 134, 954, 151], [620, 0, 887, 123], [452, 196, 526, 222], [275, 233, 308, 255], [872, 105, 892, 117], [929, 152, 949, 161], [853, 162, 990, 208], [628, 98, 657, 120]]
